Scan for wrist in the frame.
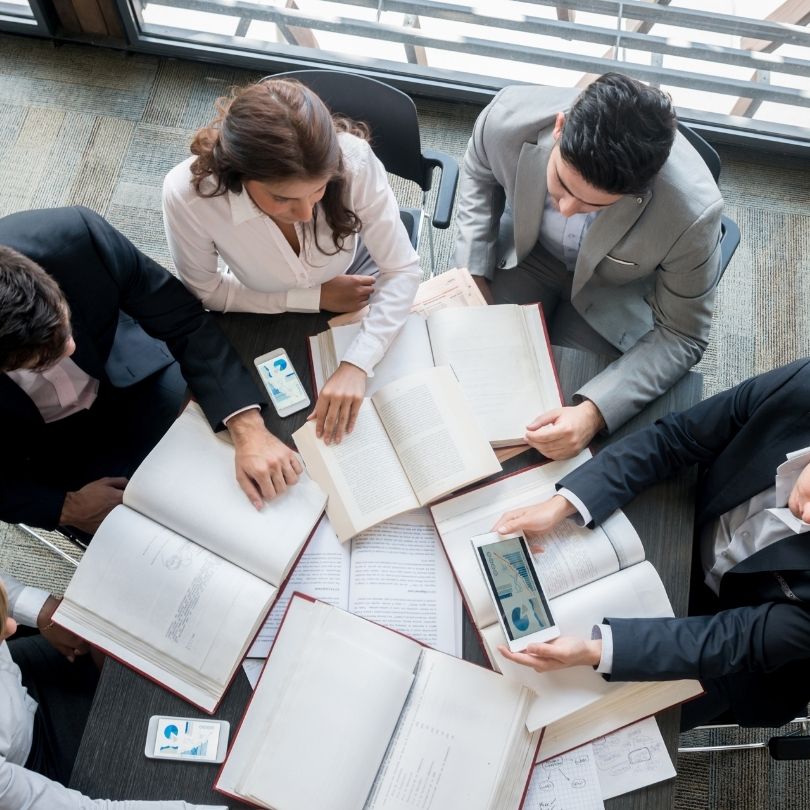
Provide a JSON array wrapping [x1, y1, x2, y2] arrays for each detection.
[[60, 491, 78, 526], [550, 494, 577, 522], [585, 638, 603, 667], [37, 595, 61, 632], [226, 408, 269, 446], [578, 399, 606, 434]]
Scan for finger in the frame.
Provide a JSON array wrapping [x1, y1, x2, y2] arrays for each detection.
[[498, 646, 545, 669], [291, 454, 304, 475], [236, 468, 265, 510], [269, 468, 287, 497], [321, 401, 343, 445], [526, 410, 560, 431], [345, 400, 361, 435], [313, 399, 329, 438], [101, 477, 129, 489], [281, 457, 300, 486], [332, 401, 353, 444], [353, 275, 376, 287], [526, 537, 546, 555]]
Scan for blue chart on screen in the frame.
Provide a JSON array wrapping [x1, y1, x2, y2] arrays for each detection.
[[273, 357, 288, 372], [511, 606, 530, 632]]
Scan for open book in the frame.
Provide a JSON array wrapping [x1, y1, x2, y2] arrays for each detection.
[[216, 596, 541, 810], [246, 510, 462, 664], [327, 266, 486, 328], [430, 459, 703, 759], [293, 366, 501, 542], [310, 304, 561, 447], [54, 403, 327, 713]]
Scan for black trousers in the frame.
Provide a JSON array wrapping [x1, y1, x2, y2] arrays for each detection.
[[9, 635, 99, 786]]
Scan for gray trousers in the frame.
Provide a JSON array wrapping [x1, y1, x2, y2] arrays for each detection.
[[491, 242, 620, 360]]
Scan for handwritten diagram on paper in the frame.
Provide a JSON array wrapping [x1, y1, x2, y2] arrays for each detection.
[[591, 717, 676, 800], [525, 747, 604, 810]]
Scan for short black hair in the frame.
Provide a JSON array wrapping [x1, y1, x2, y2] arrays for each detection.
[[559, 73, 677, 195], [0, 246, 71, 372]]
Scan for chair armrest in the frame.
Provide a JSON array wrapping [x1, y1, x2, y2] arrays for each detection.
[[719, 215, 741, 279], [422, 148, 459, 229]]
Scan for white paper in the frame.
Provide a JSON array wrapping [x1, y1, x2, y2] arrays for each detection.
[[525, 747, 604, 810], [591, 717, 676, 800]]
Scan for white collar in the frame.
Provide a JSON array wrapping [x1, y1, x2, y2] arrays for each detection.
[[228, 187, 265, 226]]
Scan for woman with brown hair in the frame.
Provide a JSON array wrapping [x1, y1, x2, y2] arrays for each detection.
[[163, 78, 421, 447], [0, 573, 226, 808]]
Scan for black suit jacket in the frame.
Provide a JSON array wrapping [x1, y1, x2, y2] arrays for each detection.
[[0, 207, 265, 527], [558, 359, 810, 725]]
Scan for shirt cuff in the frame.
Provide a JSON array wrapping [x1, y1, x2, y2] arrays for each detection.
[[592, 623, 614, 674], [556, 487, 593, 527], [223, 404, 262, 425], [286, 285, 322, 313], [13, 586, 51, 627], [341, 331, 387, 377]]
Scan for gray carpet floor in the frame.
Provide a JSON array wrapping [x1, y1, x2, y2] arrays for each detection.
[[1, 30, 809, 808]]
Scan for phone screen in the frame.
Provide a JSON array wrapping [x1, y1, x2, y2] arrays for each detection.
[[257, 352, 308, 409], [476, 535, 554, 642], [152, 717, 223, 760]]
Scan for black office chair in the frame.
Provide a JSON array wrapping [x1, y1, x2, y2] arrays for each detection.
[[677, 122, 741, 278], [679, 716, 810, 760], [265, 69, 459, 275]]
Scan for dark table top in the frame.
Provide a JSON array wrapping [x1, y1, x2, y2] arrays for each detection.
[[70, 310, 702, 810]]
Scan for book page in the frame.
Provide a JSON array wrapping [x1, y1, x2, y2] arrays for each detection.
[[293, 402, 420, 542], [371, 366, 501, 505], [56, 506, 275, 709], [429, 457, 592, 627], [327, 267, 486, 328], [481, 561, 678, 732], [219, 598, 422, 810], [427, 305, 561, 446], [125, 403, 327, 585], [247, 519, 351, 658], [348, 509, 462, 656], [525, 747, 604, 810], [366, 648, 538, 810], [330, 315, 434, 397]]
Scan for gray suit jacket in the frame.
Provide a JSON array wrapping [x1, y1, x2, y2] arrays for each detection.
[[454, 85, 724, 431]]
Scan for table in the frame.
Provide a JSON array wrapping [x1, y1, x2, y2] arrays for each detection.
[[70, 310, 701, 810]]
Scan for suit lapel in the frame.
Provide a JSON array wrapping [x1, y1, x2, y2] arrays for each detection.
[[572, 191, 651, 298], [512, 135, 552, 262]]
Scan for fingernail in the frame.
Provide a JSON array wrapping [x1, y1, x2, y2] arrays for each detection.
[[253, 500, 262, 510]]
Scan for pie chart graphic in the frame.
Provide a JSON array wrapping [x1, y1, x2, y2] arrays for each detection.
[[273, 357, 288, 372], [163, 724, 179, 740], [511, 606, 530, 632]]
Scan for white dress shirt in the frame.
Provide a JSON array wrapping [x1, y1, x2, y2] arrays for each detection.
[[0, 642, 224, 810], [162, 133, 421, 376], [592, 446, 810, 674], [536, 195, 598, 272], [7, 359, 98, 423]]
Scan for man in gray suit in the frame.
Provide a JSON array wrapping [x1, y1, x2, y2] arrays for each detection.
[[455, 73, 723, 458]]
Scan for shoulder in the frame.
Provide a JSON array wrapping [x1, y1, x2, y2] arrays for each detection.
[[338, 131, 376, 176], [0, 206, 103, 264], [475, 85, 578, 147], [651, 134, 723, 220], [163, 156, 209, 205]]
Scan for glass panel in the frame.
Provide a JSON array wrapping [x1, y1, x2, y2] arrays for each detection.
[[0, 0, 35, 19], [128, 0, 810, 138]]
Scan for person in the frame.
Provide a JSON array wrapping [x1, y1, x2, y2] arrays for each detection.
[[454, 72, 723, 460], [493, 359, 810, 730], [0, 206, 303, 543], [0, 575, 227, 809], [162, 79, 421, 446]]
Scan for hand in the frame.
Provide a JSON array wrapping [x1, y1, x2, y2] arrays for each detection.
[[525, 400, 605, 460], [320, 275, 375, 313], [493, 494, 576, 552], [308, 362, 367, 445], [37, 595, 89, 662], [470, 272, 494, 305], [497, 637, 602, 673], [227, 410, 303, 507], [60, 477, 127, 534]]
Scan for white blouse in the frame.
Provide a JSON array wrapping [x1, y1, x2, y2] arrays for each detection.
[[162, 133, 421, 375]]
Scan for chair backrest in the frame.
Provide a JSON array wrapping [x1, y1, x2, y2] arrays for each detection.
[[266, 70, 430, 191], [677, 122, 721, 183]]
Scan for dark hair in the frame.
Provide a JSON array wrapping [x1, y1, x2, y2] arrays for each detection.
[[0, 246, 71, 372], [559, 73, 677, 195], [189, 79, 368, 254]]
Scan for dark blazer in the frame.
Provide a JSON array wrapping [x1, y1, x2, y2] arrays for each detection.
[[558, 359, 810, 725], [0, 206, 264, 528]]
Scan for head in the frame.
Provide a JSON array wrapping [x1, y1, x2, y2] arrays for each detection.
[[789, 463, 810, 524], [547, 73, 677, 218], [0, 246, 74, 373], [0, 581, 17, 642], [190, 80, 365, 248]]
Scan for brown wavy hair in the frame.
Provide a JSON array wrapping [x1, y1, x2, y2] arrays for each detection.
[[189, 79, 369, 254], [0, 579, 8, 632]]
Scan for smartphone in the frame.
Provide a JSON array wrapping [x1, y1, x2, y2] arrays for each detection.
[[254, 348, 310, 417], [471, 530, 560, 652], [144, 716, 230, 763]]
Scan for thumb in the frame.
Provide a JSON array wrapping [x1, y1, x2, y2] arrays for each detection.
[[354, 275, 376, 286], [496, 515, 524, 535], [102, 477, 129, 490], [526, 409, 561, 432]]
